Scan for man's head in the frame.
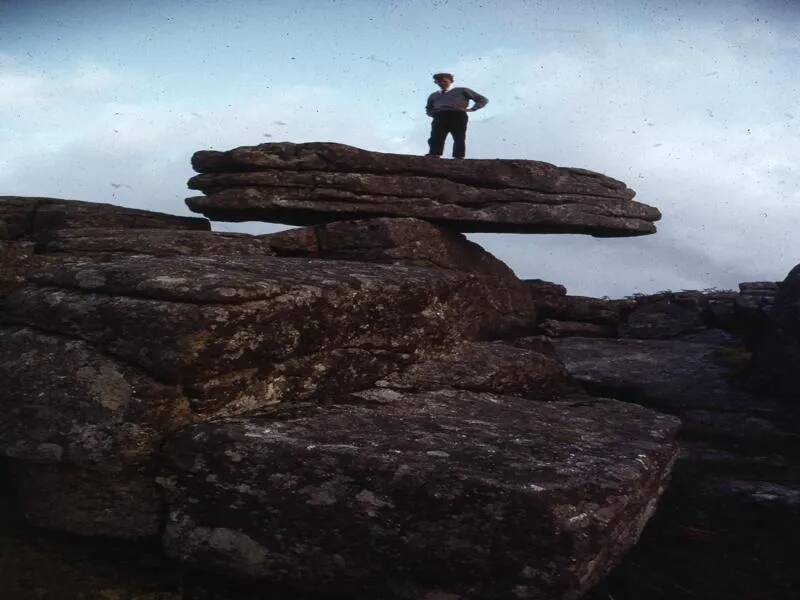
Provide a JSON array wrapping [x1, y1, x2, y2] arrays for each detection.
[[433, 72, 454, 91]]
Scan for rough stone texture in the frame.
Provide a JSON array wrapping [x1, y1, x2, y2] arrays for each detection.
[[36, 227, 275, 258], [1, 255, 505, 538], [3, 255, 496, 415], [0, 326, 190, 470], [0, 241, 41, 299], [375, 341, 566, 400], [540, 319, 616, 338], [524, 278, 567, 297], [261, 217, 536, 334], [553, 337, 765, 412], [755, 264, 800, 399], [535, 294, 628, 328], [160, 388, 680, 600], [0, 326, 191, 538], [619, 291, 739, 339], [0, 196, 209, 240], [185, 142, 661, 237]]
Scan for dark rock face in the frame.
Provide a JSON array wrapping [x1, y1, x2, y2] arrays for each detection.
[[755, 264, 800, 398], [0, 187, 686, 598], [0, 197, 212, 302], [619, 291, 739, 339], [261, 217, 536, 334], [8, 463, 164, 539], [0, 241, 41, 298], [185, 142, 661, 236], [0, 326, 189, 469], [160, 388, 679, 600], [535, 294, 627, 330], [0, 196, 208, 240], [375, 341, 566, 400], [553, 337, 763, 412], [36, 227, 275, 258], [0, 326, 191, 537], [540, 319, 617, 338], [3, 256, 492, 414], [524, 278, 567, 297], [1, 254, 506, 538]]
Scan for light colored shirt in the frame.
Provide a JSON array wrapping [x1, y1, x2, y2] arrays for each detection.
[[426, 87, 489, 116]]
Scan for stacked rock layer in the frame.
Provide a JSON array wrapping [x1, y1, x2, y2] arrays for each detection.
[[185, 142, 662, 236], [0, 189, 682, 600]]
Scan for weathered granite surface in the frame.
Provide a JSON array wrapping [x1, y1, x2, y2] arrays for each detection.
[[553, 336, 766, 413], [0, 197, 212, 300], [160, 388, 680, 600], [185, 142, 661, 236], [375, 340, 566, 400], [261, 217, 536, 335], [0, 325, 189, 537], [36, 227, 275, 258], [3, 255, 494, 414], [0, 254, 507, 538], [0, 196, 208, 240]]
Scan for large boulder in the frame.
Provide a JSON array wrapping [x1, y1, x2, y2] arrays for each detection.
[[261, 217, 536, 335], [1, 254, 500, 537], [185, 142, 661, 237], [3, 255, 494, 414], [160, 388, 680, 600]]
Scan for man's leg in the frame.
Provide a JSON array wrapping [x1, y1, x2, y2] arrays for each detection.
[[451, 112, 468, 158], [427, 114, 447, 156]]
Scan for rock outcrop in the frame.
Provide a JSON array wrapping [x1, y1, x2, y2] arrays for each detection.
[[260, 217, 537, 334], [0, 253, 507, 539], [0, 148, 685, 600], [185, 142, 661, 236], [545, 278, 800, 600], [0, 196, 208, 240], [160, 389, 679, 600], [0, 196, 213, 299]]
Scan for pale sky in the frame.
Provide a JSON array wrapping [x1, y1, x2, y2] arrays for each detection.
[[1, 0, 798, 296]]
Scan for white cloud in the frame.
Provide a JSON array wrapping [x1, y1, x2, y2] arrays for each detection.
[[2, 17, 798, 297]]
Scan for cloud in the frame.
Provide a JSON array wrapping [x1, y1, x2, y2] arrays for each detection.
[[444, 28, 800, 293], [2, 14, 798, 296]]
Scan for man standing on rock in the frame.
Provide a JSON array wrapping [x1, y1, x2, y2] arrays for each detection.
[[425, 73, 488, 159]]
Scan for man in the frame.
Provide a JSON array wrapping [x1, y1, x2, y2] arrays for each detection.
[[425, 73, 488, 159]]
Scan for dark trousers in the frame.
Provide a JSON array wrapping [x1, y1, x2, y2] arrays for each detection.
[[428, 110, 468, 158]]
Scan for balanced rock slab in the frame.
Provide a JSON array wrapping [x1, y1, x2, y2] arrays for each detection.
[[185, 142, 661, 236], [160, 388, 680, 600]]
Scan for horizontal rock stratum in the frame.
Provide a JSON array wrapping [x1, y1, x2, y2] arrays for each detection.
[[185, 142, 661, 236]]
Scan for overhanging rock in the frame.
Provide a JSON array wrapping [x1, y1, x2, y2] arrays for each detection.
[[185, 142, 661, 236]]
